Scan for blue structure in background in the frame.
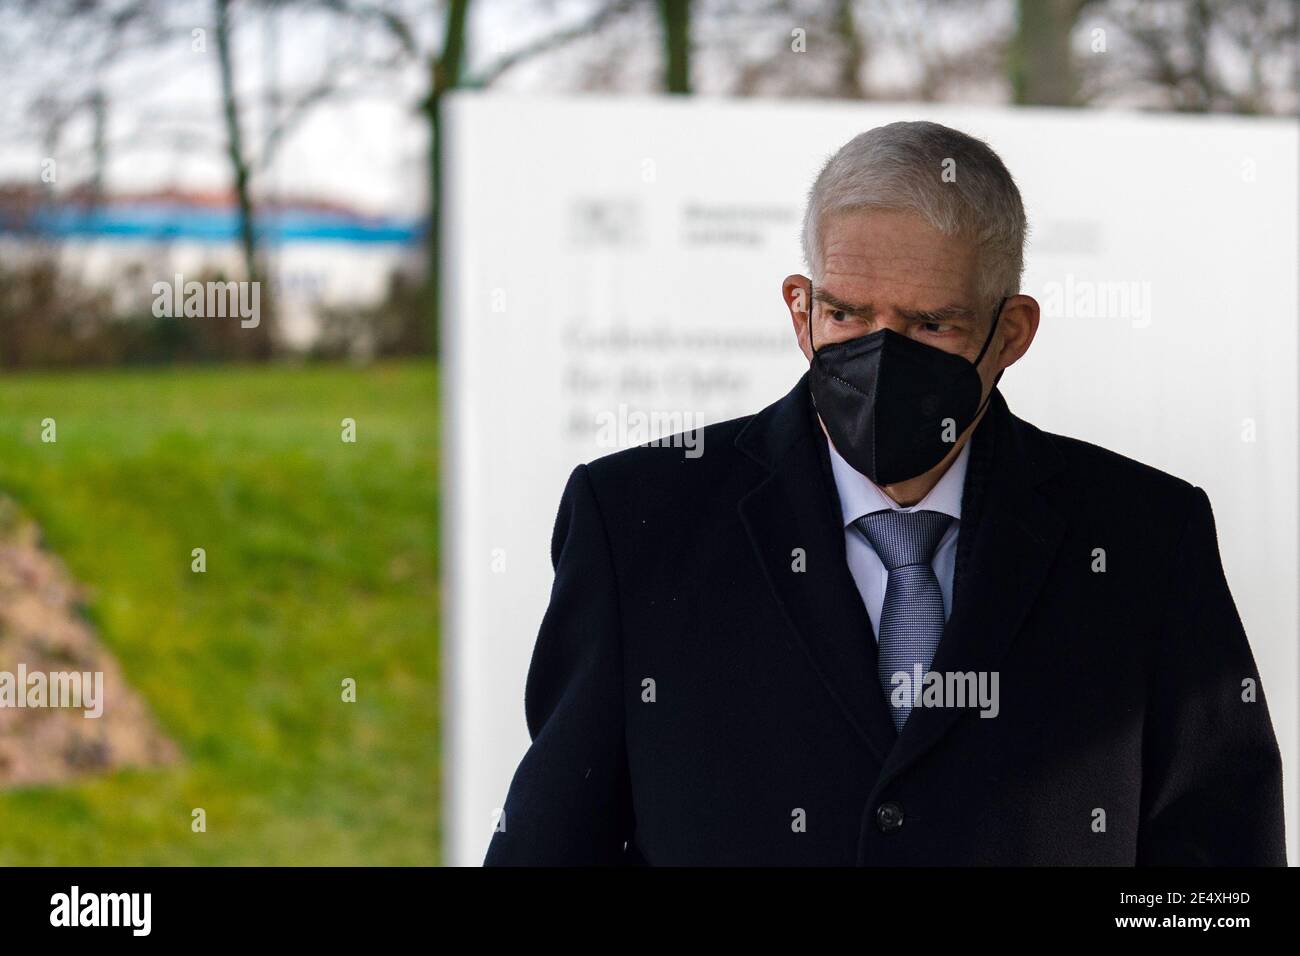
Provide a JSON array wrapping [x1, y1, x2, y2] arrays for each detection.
[[2, 199, 424, 246]]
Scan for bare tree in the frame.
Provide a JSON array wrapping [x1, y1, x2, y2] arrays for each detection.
[[659, 0, 692, 92], [831, 0, 867, 98], [326, 0, 639, 349], [1011, 0, 1091, 105], [212, 0, 272, 356], [427, 0, 470, 355], [1078, 0, 1298, 113]]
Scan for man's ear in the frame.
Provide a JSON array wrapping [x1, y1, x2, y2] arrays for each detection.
[[996, 294, 1039, 371], [783, 274, 813, 361]]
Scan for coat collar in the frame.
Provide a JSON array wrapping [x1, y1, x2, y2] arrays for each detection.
[[735, 373, 1067, 772]]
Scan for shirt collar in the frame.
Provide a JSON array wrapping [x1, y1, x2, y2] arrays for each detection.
[[826, 436, 970, 526]]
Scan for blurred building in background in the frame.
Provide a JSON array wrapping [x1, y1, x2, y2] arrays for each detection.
[[0, 187, 422, 352]]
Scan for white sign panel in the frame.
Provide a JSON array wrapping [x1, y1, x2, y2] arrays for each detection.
[[442, 92, 1298, 866]]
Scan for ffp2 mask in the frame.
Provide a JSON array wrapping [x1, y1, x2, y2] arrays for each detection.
[[806, 287, 1007, 485]]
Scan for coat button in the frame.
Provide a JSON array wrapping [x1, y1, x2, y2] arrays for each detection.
[[876, 801, 904, 833]]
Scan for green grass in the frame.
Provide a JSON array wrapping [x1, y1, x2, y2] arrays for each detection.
[[0, 360, 438, 865]]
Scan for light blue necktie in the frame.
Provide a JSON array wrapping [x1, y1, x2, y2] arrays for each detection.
[[853, 509, 953, 733]]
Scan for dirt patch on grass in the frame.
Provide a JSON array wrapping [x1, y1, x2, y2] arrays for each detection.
[[0, 495, 179, 787]]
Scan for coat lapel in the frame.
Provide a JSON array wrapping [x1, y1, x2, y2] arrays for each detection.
[[736, 375, 899, 763], [736, 376, 1068, 778], [879, 388, 1067, 784]]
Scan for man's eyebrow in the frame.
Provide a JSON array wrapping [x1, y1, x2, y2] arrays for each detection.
[[812, 289, 874, 316], [812, 292, 977, 323], [897, 304, 978, 322]]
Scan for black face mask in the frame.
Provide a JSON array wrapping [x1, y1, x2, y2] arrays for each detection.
[[807, 287, 1007, 485]]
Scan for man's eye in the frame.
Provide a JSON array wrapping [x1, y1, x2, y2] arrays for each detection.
[[923, 321, 955, 334], [830, 309, 847, 322]]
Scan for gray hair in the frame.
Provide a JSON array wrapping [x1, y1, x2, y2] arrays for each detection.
[[801, 121, 1027, 309]]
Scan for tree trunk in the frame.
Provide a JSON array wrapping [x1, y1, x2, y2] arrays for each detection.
[[659, 0, 690, 93], [1011, 0, 1079, 106], [425, 0, 470, 357], [833, 0, 866, 99], [214, 0, 272, 356], [89, 88, 107, 206]]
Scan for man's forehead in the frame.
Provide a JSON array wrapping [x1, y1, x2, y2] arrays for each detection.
[[821, 211, 978, 274], [820, 242, 976, 278], [821, 244, 978, 300]]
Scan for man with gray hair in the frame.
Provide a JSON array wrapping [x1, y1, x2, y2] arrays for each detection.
[[486, 121, 1285, 866]]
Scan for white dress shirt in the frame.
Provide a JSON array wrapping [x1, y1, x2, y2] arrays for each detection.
[[826, 438, 970, 640]]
